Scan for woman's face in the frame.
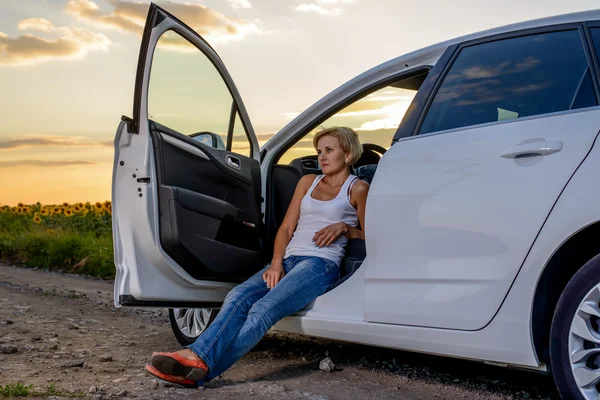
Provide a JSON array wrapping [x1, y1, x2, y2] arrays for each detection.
[[316, 134, 349, 175]]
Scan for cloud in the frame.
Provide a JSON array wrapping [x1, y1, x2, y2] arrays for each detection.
[[283, 111, 301, 120], [17, 18, 56, 33], [339, 94, 414, 114], [0, 136, 113, 150], [0, 18, 109, 66], [315, 0, 354, 3], [294, 0, 354, 16], [0, 160, 97, 168], [225, 0, 252, 9], [66, 0, 259, 45], [295, 3, 342, 16]]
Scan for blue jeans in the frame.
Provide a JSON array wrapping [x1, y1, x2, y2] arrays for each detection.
[[186, 255, 339, 385]]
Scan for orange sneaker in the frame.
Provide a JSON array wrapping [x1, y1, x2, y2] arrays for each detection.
[[151, 351, 209, 381], [144, 364, 197, 387]]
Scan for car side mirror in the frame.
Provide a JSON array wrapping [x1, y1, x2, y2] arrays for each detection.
[[189, 131, 226, 150]]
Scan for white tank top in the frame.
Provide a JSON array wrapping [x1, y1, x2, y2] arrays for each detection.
[[284, 174, 359, 265]]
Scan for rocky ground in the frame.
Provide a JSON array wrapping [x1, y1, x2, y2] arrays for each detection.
[[0, 264, 560, 400]]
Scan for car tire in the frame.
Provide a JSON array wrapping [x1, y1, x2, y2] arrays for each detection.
[[550, 253, 600, 400], [168, 308, 217, 347]]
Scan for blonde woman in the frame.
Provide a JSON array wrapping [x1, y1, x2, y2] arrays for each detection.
[[145, 127, 370, 386]]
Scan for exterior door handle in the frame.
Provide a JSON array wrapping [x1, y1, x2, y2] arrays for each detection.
[[226, 155, 240, 170], [501, 140, 563, 159]]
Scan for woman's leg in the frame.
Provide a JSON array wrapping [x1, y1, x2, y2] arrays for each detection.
[[202, 256, 339, 382], [184, 264, 271, 372]]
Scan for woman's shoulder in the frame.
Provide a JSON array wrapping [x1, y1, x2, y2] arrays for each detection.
[[350, 178, 370, 196]]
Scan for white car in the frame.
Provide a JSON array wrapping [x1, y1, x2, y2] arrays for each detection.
[[112, 4, 600, 398]]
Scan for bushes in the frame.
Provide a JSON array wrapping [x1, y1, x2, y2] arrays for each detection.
[[0, 202, 115, 279]]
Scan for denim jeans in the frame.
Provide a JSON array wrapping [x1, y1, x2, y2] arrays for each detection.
[[186, 255, 339, 385]]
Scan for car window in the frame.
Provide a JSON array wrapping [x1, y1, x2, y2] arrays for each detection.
[[148, 30, 251, 156], [278, 80, 421, 165], [419, 30, 597, 135]]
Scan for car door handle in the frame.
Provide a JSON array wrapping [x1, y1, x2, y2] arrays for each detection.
[[501, 140, 563, 159], [226, 155, 241, 170]]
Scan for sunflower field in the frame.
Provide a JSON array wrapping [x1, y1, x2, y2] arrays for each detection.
[[0, 201, 114, 278]]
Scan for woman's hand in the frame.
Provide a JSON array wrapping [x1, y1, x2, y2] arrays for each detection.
[[262, 263, 285, 289], [313, 222, 348, 248]]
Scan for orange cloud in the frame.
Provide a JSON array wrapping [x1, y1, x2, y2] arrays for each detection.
[[0, 18, 109, 66], [0, 136, 112, 150], [17, 18, 56, 32], [0, 160, 97, 168], [66, 0, 259, 44]]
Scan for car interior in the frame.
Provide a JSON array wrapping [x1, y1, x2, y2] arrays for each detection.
[[263, 73, 428, 289], [147, 71, 426, 290], [150, 119, 387, 289]]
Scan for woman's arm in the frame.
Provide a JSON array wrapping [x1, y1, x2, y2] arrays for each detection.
[[263, 174, 316, 289], [345, 180, 370, 240], [312, 180, 369, 247]]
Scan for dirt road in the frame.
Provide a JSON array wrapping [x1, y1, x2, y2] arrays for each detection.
[[0, 264, 559, 400]]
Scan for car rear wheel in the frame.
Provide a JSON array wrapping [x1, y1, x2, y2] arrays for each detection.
[[550, 254, 600, 400], [168, 308, 217, 346]]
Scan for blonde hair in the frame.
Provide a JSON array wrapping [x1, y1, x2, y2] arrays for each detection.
[[312, 126, 363, 165]]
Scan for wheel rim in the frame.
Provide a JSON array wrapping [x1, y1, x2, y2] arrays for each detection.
[[569, 285, 600, 399], [173, 308, 214, 339]]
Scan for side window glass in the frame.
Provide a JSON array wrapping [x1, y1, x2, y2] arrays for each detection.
[[148, 30, 252, 155], [420, 30, 596, 135], [278, 78, 423, 164]]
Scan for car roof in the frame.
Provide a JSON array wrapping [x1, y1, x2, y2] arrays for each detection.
[[387, 8, 600, 66], [448, 9, 599, 46]]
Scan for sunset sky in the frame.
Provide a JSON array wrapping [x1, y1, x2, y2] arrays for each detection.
[[1, 0, 599, 206]]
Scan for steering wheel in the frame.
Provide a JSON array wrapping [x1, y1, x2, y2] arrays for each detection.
[[354, 143, 387, 168]]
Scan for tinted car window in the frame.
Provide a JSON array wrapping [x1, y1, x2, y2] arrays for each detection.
[[420, 30, 596, 135]]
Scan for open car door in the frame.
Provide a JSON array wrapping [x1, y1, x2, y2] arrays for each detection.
[[112, 3, 263, 307]]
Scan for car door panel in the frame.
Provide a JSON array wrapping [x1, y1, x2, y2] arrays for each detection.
[[364, 109, 600, 331], [151, 126, 263, 280]]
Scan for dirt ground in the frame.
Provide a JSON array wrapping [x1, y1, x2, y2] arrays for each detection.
[[0, 264, 560, 400]]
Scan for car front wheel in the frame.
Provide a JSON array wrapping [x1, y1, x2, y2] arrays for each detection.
[[550, 254, 600, 400], [168, 308, 217, 346]]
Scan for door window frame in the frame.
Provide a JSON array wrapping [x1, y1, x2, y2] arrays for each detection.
[[271, 66, 432, 165], [584, 21, 600, 82], [130, 6, 259, 159], [393, 22, 600, 142]]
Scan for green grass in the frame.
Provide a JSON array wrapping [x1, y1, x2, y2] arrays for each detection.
[[0, 382, 84, 398], [0, 203, 115, 279], [0, 232, 115, 279], [0, 382, 32, 397]]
